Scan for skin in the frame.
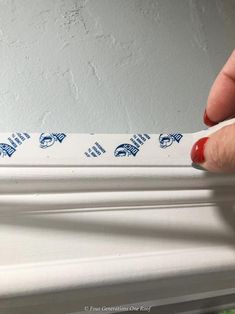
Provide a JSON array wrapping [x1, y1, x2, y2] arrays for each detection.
[[206, 50, 235, 122], [201, 50, 235, 172]]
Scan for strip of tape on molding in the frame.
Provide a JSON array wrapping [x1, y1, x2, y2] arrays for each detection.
[[0, 118, 234, 167]]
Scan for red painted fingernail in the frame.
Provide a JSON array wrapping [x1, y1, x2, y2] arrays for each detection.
[[203, 110, 217, 127], [191, 137, 209, 164]]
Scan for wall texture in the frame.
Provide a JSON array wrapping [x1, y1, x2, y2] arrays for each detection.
[[0, 0, 234, 132]]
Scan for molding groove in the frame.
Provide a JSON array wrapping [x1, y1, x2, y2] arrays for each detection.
[[0, 166, 235, 213]]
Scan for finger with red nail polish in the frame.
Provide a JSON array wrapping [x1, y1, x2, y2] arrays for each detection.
[[191, 124, 235, 173]]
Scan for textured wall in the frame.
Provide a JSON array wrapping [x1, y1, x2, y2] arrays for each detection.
[[0, 0, 234, 132]]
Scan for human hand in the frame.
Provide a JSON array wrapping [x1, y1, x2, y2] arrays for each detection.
[[191, 50, 235, 172]]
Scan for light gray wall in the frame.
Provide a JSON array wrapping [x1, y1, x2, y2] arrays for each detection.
[[0, 0, 234, 132]]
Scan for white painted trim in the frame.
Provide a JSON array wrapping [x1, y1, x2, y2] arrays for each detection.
[[0, 165, 235, 313], [1, 247, 235, 298], [0, 166, 235, 213], [1, 166, 235, 193]]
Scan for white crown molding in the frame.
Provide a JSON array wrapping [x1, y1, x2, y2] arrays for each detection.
[[0, 165, 235, 313], [0, 166, 235, 213]]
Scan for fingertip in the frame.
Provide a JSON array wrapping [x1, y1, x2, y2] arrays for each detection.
[[203, 110, 218, 127], [191, 124, 235, 173]]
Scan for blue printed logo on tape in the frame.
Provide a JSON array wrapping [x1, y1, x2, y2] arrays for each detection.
[[85, 142, 106, 157], [114, 144, 139, 157], [0, 133, 30, 158], [159, 133, 183, 149], [114, 134, 150, 157], [39, 133, 66, 149]]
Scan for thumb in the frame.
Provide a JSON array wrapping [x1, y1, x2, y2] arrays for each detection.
[[191, 124, 235, 173]]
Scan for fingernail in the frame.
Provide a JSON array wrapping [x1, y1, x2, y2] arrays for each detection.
[[203, 110, 217, 127], [191, 137, 209, 164]]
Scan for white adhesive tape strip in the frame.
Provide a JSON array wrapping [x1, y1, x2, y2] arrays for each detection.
[[0, 118, 234, 167]]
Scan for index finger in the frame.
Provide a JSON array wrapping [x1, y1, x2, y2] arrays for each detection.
[[205, 50, 235, 126]]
